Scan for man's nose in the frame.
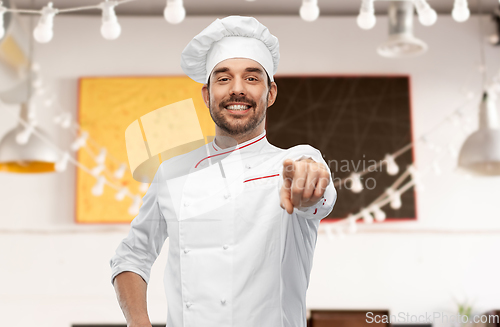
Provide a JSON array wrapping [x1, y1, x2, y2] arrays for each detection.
[[229, 78, 246, 96]]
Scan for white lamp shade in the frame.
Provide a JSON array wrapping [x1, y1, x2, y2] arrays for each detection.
[[458, 130, 500, 176], [458, 92, 500, 176]]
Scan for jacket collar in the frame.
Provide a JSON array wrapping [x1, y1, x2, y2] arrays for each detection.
[[196, 130, 268, 169], [211, 130, 268, 154]]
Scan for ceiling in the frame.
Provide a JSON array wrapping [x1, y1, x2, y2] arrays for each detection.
[[9, 0, 500, 16]]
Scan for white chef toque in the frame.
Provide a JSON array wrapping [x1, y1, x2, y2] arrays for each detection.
[[180, 16, 280, 84]]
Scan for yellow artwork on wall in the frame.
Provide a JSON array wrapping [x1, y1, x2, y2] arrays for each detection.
[[76, 76, 215, 224]]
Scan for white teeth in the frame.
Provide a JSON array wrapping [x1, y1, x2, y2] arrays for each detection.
[[226, 104, 250, 110]]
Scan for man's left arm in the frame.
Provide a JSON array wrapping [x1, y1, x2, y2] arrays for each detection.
[[279, 145, 337, 220]]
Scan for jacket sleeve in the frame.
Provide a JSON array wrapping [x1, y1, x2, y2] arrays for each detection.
[[109, 168, 168, 286], [279, 144, 337, 220]]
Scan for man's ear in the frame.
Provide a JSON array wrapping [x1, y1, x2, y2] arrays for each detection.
[[201, 84, 209, 108], [267, 82, 278, 108]]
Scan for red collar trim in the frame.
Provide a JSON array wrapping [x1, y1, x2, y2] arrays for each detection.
[[196, 133, 266, 168]]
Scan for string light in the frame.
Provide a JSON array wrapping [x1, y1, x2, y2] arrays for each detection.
[[300, 0, 320, 22], [128, 195, 141, 215], [371, 204, 386, 222], [33, 2, 58, 43], [408, 164, 424, 192], [349, 172, 363, 193], [70, 131, 88, 151], [114, 163, 127, 179], [95, 148, 107, 165], [164, 0, 186, 24], [99, 0, 121, 40], [452, 0, 470, 23], [54, 152, 70, 172], [139, 182, 150, 193], [414, 0, 438, 26], [115, 187, 128, 201], [386, 188, 402, 209], [90, 163, 105, 177], [384, 154, 399, 176], [357, 0, 376, 30], [15, 120, 37, 145], [91, 175, 106, 196], [361, 208, 374, 224]]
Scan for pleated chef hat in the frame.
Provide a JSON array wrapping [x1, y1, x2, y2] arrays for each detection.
[[181, 16, 280, 84]]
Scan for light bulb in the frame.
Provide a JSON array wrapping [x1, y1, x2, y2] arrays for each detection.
[[357, 12, 376, 30], [16, 125, 34, 144], [100, 1, 121, 40], [128, 195, 141, 215], [95, 148, 107, 164], [164, 0, 186, 24], [55, 152, 70, 172], [0, 3, 6, 40], [60, 114, 71, 129], [139, 182, 150, 193], [91, 164, 105, 177], [408, 164, 424, 192], [33, 2, 58, 43], [386, 188, 402, 209], [101, 21, 121, 40], [418, 8, 437, 26], [361, 208, 374, 224], [70, 131, 88, 151], [371, 205, 386, 222], [114, 163, 127, 179], [300, 0, 319, 22], [92, 176, 106, 196], [115, 187, 128, 201], [357, 0, 376, 30], [384, 154, 399, 175], [414, 0, 437, 26], [452, 0, 470, 22], [349, 172, 364, 193]]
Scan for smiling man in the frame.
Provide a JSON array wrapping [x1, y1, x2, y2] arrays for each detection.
[[110, 16, 337, 327]]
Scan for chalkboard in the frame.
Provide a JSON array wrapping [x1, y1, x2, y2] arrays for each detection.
[[267, 76, 416, 221]]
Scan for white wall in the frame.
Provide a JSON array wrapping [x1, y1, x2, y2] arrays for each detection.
[[1, 14, 500, 327]]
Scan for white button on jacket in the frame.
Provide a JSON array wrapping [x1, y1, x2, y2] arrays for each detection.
[[110, 130, 337, 327]]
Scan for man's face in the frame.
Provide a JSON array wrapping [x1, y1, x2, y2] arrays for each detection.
[[201, 58, 277, 137]]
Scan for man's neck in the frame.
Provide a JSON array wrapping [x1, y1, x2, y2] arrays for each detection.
[[214, 128, 265, 149]]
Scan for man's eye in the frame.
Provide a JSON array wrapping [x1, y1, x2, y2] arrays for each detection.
[[247, 77, 257, 81], [218, 78, 229, 82]]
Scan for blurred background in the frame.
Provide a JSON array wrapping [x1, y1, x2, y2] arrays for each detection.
[[0, 0, 500, 326]]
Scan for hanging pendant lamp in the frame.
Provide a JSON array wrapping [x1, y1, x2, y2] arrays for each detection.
[[0, 102, 58, 173], [0, 4, 59, 173], [457, 92, 500, 176], [377, 1, 428, 58]]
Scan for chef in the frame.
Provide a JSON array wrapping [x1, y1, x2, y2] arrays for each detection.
[[110, 15, 337, 327]]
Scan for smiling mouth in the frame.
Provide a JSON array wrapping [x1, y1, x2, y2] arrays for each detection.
[[225, 104, 252, 111]]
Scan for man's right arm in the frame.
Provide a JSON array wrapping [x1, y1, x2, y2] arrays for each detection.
[[113, 271, 152, 327], [109, 168, 168, 327]]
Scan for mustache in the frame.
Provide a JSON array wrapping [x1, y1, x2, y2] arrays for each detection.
[[219, 96, 257, 108]]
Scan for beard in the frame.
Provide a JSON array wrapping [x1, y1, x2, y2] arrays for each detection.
[[209, 93, 268, 136]]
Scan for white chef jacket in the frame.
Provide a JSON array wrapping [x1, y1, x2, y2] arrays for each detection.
[[110, 130, 337, 327]]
